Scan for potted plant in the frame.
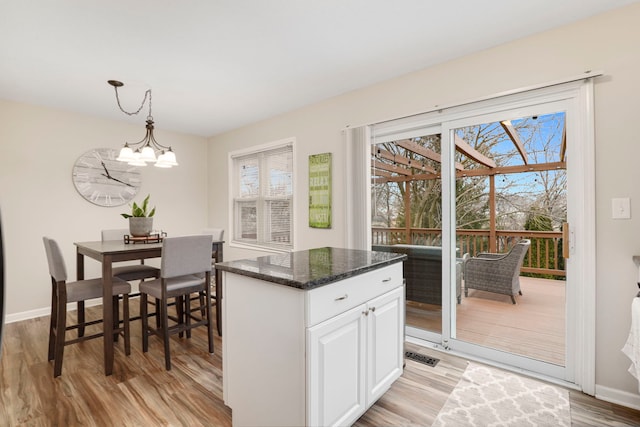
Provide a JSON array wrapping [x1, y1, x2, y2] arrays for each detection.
[[121, 194, 156, 237]]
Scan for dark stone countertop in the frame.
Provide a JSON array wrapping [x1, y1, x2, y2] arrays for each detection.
[[215, 247, 406, 290]]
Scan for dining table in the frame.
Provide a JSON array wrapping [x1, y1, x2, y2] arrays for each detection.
[[74, 238, 224, 376]]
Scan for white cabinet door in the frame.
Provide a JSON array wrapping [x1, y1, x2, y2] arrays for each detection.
[[308, 304, 367, 427], [366, 286, 404, 405]]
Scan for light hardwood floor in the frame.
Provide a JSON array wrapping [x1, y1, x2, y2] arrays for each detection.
[[1, 304, 640, 426]]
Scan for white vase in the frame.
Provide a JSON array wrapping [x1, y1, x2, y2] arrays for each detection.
[[129, 217, 153, 237]]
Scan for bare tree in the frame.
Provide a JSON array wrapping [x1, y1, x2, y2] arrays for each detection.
[[370, 112, 566, 238]]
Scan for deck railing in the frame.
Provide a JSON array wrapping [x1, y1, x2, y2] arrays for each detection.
[[371, 227, 565, 277]]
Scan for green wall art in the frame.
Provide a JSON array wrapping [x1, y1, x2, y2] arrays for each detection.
[[309, 153, 332, 228]]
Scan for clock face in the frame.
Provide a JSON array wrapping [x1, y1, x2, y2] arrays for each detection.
[[72, 148, 142, 207]]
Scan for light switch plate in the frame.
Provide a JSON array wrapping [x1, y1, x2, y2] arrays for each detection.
[[612, 197, 631, 219]]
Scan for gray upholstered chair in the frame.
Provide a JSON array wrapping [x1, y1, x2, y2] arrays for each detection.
[[139, 234, 214, 370], [202, 228, 224, 245], [195, 229, 225, 315], [463, 239, 531, 304], [43, 236, 131, 377], [101, 229, 160, 282]]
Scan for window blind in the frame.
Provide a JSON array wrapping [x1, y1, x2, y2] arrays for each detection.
[[232, 143, 293, 250]]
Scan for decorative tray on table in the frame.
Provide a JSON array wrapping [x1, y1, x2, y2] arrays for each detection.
[[123, 231, 167, 244]]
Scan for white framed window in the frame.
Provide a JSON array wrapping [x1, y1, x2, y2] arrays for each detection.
[[229, 138, 294, 252]]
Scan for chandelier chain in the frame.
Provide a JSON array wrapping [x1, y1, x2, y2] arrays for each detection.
[[112, 86, 153, 118], [108, 78, 177, 167]]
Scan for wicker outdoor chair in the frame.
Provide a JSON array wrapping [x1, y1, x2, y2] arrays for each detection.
[[463, 239, 530, 304]]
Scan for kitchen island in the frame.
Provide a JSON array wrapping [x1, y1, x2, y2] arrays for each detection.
[[216, 247, 406, 427]]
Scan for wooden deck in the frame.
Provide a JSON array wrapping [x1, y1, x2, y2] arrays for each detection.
[[406, 276, 566, 365]]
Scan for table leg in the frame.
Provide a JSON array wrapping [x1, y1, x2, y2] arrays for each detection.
[[102, 254, 114, 376], [76, 251, 85, 337]]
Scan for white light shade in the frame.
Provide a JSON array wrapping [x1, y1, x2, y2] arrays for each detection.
[[116, 145, 135, 162], [128, 150, 147, 166], [162, 150, 178, 166], [154, 156, 172, 168], [128, 158, 147, 166], [140, 145, 157, 162]]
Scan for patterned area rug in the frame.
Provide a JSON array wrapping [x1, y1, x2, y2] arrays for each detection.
[[432, 362, 570, 427]]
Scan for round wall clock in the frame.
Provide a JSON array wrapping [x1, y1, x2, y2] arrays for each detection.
[[72, 147, 142, 207]]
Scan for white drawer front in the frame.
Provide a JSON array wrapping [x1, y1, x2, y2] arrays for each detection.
[[306, 263, 403, 327]]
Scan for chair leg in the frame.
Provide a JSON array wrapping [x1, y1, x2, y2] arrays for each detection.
[[123, 294, 131, 356], [206, 306, 214, 354], [48, 290, 57, 361], [199, 291, 206, 317], [510, 290, 523, 304], [161, 298, 172, 371], [155, 298, 161, 328], [176, 296, 185, 338], [53, 299, 67, 377], [185, 295, 191, 339], [205, 280, 214, 354], [113, 296, 120, 343], [77, 301, 85, 338], [141, 293, 149, 353]]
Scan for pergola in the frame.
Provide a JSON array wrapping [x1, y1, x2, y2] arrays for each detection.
[[370, 120, 567, 254]]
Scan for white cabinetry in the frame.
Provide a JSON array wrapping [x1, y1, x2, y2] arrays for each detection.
[[307, 286, 404, 427], [307, 303, 366, 426], [223, 261, 404, 427]]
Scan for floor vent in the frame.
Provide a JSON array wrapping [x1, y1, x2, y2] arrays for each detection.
[[405, 351, 439, 367]]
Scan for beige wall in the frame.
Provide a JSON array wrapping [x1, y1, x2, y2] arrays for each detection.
[[1, 0, 638, 407], [0, 100, 209, 316], [206, 3, 640, 403]]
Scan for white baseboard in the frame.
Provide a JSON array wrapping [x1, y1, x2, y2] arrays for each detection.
[[595, 384, 640, 411], [6, 307, 50, 323], [5, 300, 103, 324]]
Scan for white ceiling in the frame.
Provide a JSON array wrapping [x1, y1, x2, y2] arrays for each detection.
[[1, 0, 637, 137]]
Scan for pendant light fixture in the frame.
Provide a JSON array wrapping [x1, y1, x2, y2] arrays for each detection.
[[108, 80, 178, 168]]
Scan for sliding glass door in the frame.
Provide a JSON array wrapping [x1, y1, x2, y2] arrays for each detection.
[[366, 80, 594, 386], [444, 103, 568, 378]]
